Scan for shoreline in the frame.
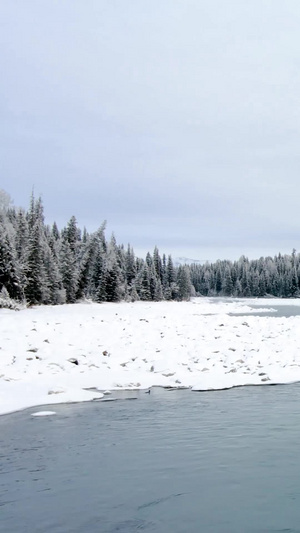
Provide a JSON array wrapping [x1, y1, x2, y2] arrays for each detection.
[[3, 379, 300, 419], [1, 297, 300, 416]]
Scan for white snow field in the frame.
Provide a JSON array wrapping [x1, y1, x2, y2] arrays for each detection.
[[1, 297, 300, 415]]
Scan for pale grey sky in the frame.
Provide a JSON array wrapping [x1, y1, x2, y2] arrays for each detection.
[[1, 1, 300, 261]]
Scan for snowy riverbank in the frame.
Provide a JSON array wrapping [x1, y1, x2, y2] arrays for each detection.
[[1, 297, 300, 415]]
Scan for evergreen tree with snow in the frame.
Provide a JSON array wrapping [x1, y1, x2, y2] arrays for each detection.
[[176, 265, 192, 300], [137, 264, 152, 300], [0, 222, 22, 300], [24, 220, 49, 304], [153, 246, 163, 282], [222, 265, 233, 296], [105, 235, 122, 302], [59, 239, 78, 303]]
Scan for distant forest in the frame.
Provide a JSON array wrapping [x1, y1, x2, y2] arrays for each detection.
[[0, 189, 299, 307]]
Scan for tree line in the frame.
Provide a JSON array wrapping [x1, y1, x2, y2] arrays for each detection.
[[189, 252, 300, 298], [1, 190, 299, 307], [0, 191, 192, 306]]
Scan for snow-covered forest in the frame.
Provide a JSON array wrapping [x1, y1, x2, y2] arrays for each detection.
[[0, 188, 299, 308], [0, 190, 192, 306], [189, 252, 300, 298]]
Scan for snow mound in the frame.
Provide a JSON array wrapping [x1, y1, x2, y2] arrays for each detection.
[[31, 411, 56, 417]]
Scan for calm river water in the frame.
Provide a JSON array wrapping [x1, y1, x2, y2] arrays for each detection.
[[1, 385, 300, 533], [1, 303, 300, 532]]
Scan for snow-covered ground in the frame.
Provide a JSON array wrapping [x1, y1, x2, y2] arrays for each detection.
[[1, 297, 300, 415]]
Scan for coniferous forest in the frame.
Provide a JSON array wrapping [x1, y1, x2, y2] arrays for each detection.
[[0, 189, 299, 308], [0, 191, 192, 306]]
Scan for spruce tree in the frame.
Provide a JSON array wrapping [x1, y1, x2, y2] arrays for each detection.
[[125, 245, 136, 285], [24, 221, 49, 304], [153, 246, 163, 282], [222, 266, 233, 296], [105, 235, 122, 302], [176, 265, 192, 300], [0, 223, 22, 300], [52, 221, 60, 241], [59, 240, 78, 303], [138, 264, 152, 300]]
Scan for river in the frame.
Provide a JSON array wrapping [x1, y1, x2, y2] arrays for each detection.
[[1, 384, 300, 532], [1, 302, 300, 532]]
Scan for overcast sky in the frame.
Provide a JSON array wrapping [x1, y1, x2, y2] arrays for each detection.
[[1, 1, 300, 261]]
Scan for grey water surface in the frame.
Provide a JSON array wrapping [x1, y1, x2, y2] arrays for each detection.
[[1, 384, 300, 533], [218, 299, 300, 319], [230, 304, 300, 318]]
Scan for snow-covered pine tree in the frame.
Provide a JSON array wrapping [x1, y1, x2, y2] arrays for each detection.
[[52, 221, 60, 241], [105, 234, 122, 302], [149, 263, 159, 300], [176, 265, 192, 300], [24, 219, 50, 304], [63, 215, 81, 255], [44, 243, 65, 304], [0, 221, 23, 300], [59, 239, 78, 303], [137, 263, 151, 300], [91, 244, 107, 302], [161, 254, 168, 289], [153, 278, 163, 301], [125, 245, 136, 285], [166, 255, 176, 285], [14, 209, 29, 261], [153, 246, 163, 283], [222, 265, 233, 296]]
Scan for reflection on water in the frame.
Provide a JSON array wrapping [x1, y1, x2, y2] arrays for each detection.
[[1, 385, 300, 532]]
